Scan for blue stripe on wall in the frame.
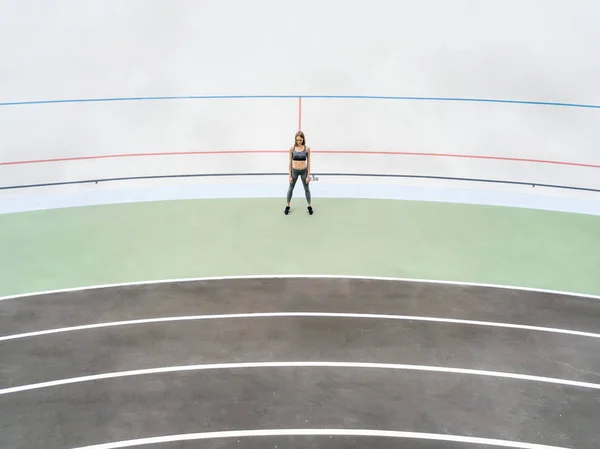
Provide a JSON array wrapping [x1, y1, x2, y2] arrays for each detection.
[[1, 95, 599, 109]]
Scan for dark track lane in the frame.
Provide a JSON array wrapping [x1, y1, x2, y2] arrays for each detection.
[[1, 367, 597, 449], [2, 278, 600, 336], [2, 277, 599, 449], [1, 315, 599, 389]]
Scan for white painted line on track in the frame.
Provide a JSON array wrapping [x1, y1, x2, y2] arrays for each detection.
[[2, 312, 600, 342], [67, 428, 571, 449], [2, 361, 600, 396], [1, 274, 599, 302]]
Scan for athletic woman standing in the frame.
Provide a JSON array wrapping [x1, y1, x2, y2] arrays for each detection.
[[284, 131, 313, 215]]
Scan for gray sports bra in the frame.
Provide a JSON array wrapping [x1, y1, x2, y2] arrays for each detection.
[[292, 145, 307, 161]]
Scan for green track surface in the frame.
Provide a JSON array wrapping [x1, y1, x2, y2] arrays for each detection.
[[1, 198, 599, 297]]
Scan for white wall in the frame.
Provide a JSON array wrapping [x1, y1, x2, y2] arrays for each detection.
[[1, 0, 599, 208]]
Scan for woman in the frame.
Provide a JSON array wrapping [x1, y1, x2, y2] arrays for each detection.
[[285, 131, 313, 215]]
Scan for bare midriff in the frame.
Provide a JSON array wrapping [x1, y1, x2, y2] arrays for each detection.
[[292, 159, 307, 170]]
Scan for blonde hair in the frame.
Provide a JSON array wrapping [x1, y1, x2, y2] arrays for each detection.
[[294, 131, 306, 147]]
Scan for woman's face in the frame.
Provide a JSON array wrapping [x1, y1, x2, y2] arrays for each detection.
[[296, 135, 304, 145]]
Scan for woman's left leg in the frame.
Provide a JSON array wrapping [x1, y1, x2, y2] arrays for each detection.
[[299, 169, 313, 214], [299, 169, 311, 203]]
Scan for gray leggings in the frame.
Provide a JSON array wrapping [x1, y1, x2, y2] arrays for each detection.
[[287, 168, 311, 203]]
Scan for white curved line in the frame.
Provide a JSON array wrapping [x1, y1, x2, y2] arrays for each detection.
[[2, 361, 599, 396], [2, 312, 599, 342], [1, 274, 599, 302], [67, 428, 570, 449]]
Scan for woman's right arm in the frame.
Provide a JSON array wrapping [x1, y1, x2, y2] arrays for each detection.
[[288, 147, 293, 181]]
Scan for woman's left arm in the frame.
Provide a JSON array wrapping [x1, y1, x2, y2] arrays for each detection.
[[306, 147, 311, 179]]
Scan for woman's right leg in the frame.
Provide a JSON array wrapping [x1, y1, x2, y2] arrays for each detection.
[[286, 169, 299, 204]]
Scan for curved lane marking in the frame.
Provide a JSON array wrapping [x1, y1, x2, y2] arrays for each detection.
[[67, 428, 572, 449], [2, 361, 600, 396], [2, 312, 600, 342], [1, 274, 599, 302]]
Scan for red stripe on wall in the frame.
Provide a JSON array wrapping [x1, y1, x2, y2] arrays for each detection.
[[1, 150, 599, 169]]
